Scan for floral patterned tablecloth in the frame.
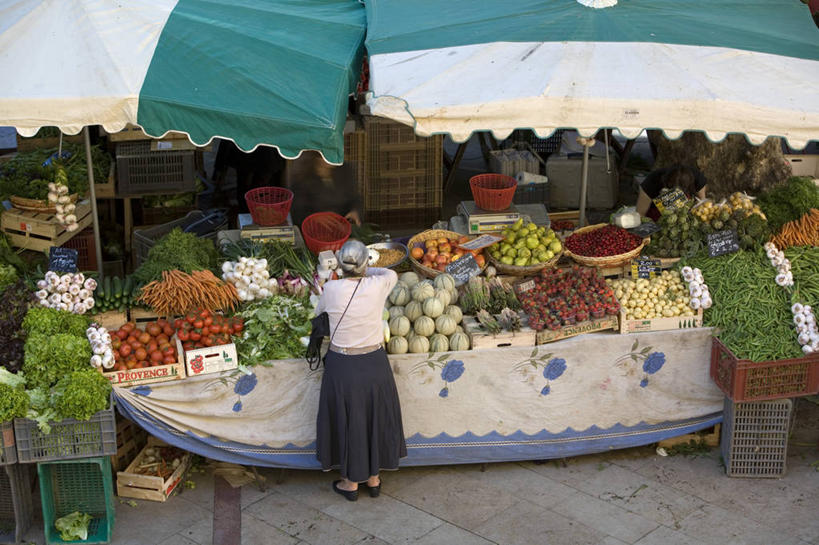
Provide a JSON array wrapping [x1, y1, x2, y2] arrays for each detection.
[[115, 328, 724, 468]]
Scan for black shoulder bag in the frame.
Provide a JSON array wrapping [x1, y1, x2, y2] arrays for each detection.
[[306, 280, 361, 370]]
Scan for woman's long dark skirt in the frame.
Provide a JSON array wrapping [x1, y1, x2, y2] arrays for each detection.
[[316, 348, 407, 482]]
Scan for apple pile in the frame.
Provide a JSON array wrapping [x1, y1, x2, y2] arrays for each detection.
[[111, 320, 178, 371], [411, 234, 486, 272], [173, 308, 243, 352], [518, 266, 620, 331]]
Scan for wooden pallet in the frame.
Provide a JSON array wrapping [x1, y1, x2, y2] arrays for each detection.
[[94, 162, 116, 199], [535, 314, 619, 345], [117, 437, 191, 502], [112, 418, 148, 472], [658, 424, 721, 449], [0, 201, 92, 252], [462, 314, 536, 349]]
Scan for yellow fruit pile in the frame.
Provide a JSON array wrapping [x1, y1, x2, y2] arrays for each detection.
[[607, 271, 695, 320], [489, 218, 562, 267], [692, 192, 765, 223]]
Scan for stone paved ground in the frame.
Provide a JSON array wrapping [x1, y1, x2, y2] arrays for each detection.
[[22, 399, 819, 545]]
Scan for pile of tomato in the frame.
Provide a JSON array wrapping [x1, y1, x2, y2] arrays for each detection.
[[111, 320, 178, 370], [174, 308, 244, 352]]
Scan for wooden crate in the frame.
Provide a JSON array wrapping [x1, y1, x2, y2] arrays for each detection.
[[658, 424, 721, 450], [0, 201, 92, 252], [129, 308, 177, 326], [618, 307, 703, 334], [536, 314, 619, 345], [462, 314, 536, 349], [177, 338, 238, 377], [94, 162, 116, 199], [90, 310, 128, 330], [111, 418, 148, 472], [98, 361, 186, 388], [117, 437, 191, 502]]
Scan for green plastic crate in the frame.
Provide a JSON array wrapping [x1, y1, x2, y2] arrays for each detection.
[[0, 464, 33, 545], [38, 457, 115, 545]]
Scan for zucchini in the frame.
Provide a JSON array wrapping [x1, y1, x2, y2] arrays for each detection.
[[104, 276, 112, 303], [96, 278, 105, 301]]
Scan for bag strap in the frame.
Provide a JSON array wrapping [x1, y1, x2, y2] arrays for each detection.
[[330, 279, 361, 345]]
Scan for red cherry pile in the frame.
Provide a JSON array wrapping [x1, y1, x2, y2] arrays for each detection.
[[565, 225, 642, 257], [518, 266, 620, 331]]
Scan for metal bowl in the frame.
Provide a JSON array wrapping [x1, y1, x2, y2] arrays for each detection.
[[367, 241, 409, 269]]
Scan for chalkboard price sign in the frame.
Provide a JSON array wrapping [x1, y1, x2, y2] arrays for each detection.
[[445, 253, 481, 286], [707, 229, 740, 257], [652, 188, 687, 214], [631, 257, 661, 279], [48, 246, 78, 273]]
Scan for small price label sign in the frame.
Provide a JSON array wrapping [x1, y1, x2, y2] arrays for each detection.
[[653, 188, 687, 214], [48, 246, 78, 273], [459, 234, 503, 251], [445, 253, 481, 286], [707, 229, 740, 257], [630, 257, 661, 279]]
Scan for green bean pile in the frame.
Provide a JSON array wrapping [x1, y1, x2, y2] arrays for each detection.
[[786, 246, 819, 307], [682, 249, 806, 362]]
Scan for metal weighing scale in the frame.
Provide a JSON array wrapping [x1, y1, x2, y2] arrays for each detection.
[[238, 213, 297, 244], [455, 201, 550, 234]]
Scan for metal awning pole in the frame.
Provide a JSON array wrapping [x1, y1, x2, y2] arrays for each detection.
[[83, 127, 104, 279]]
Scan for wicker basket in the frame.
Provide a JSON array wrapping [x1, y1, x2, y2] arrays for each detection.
[[407, 229, 487, 278], [487, 250, 561, 276], [9, 193, 78, 214], [563, 224, 648, 268]]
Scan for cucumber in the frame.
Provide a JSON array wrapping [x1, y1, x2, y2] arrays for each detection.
[[113, 276, 122, 299], [96, 278, 105, 301], [123, 276, 134, 300], [103, 276, 112, 303]]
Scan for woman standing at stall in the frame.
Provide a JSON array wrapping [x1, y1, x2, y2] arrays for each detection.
[[315, 240, 406, 501]]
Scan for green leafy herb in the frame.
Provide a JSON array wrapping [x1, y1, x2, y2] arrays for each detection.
[[53, 369, 111, 421], [22, 307, 89, 337], [132, 228, 218, 285], [0, 382, 29, 422], [757, 177, 819, 232], [235, 295, 313, 366], [23, 333, 91, 390]]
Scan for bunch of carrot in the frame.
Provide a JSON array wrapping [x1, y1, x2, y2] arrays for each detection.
[[138, 269, 238, 316], [770, 208, 819, 248]]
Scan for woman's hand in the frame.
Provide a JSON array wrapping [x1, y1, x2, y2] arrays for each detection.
[[345, 210, 362, 226]]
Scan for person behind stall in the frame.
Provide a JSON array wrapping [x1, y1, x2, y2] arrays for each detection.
[[314, 240, 406, 501], [211, 139, 286, 213], [636, 164, 708, 221], [286, 151, 362, 226]]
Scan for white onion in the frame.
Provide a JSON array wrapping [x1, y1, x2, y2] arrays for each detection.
[[83, 278, 97, 291], [83, 297, 95, 308], [35, 289, 48, 300], [78, 289, 90, 299], [69, 284, 81, 295], [58, 302, 69, 311], [222, 261, 233, 274]]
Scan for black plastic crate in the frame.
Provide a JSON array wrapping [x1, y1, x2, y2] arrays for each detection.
[[0, 422, 15, 466], [14, 400, 116, 464], [509, 129, 564, 154], [115, 140, 195, 196], [721, 397, 792, 478], [513, 183, 549, 205], [0, 464, 33, 545]]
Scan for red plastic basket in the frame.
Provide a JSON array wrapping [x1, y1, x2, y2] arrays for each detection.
[[469, 174, 517, 211], [245, 187, 293, 226], [301, 212, 351, 254], [710, 337, 819, 402]]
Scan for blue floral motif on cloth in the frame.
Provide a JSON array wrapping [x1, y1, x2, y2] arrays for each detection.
[[441, 360, 465, 382], [511, 349, 569, 396], [439, 387, 449, 398], [642, 352, 666, 375], [543, 358, 566, 380], [540, 385, 551, 396], [232, 401, 243, 412], [234, 373, 258, 395], [132, 385, 152, 396], [640, 378, 649, 388]]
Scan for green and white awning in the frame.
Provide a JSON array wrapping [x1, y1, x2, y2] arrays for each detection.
[[0, 0, 366, 163], [365, 0, 819, 147]]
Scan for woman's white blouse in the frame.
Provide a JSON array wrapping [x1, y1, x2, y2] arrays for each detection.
[[315, 267, 398, 348]]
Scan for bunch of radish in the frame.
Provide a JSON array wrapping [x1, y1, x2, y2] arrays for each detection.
[[35, 271, 96, 313]]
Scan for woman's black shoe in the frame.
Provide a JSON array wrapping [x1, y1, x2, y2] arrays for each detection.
[[332, 480, 358, 502], [363, 480, 381, 498]]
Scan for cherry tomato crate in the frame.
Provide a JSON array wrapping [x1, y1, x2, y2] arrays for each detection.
[[13, 397, 116, 463], [710, 337, 819, 402], [0, 464, 33, 545]]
